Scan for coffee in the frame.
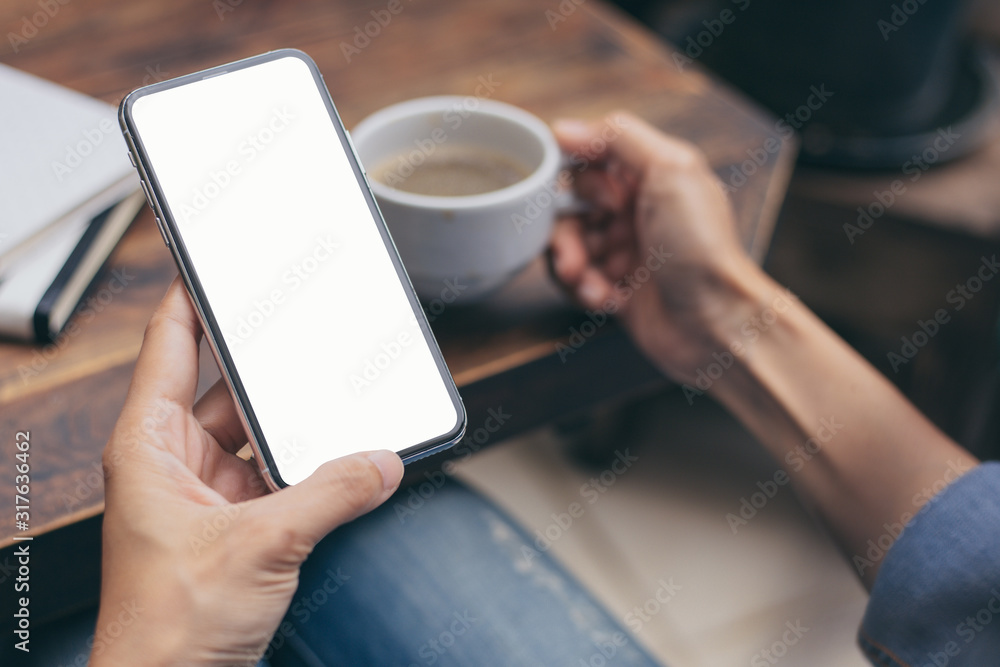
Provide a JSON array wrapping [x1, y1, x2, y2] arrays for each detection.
[[370, 144, 530, 196]]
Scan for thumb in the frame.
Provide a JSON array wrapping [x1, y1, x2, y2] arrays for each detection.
[[260, 450, 403, 548]]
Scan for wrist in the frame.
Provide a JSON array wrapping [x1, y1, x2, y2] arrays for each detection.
[[89, 608, 184, 667], [669, 256, 806, 409], [89, 577, 199, 667], [680, 255, 783, 357]]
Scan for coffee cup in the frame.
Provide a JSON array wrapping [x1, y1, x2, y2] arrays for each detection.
[[350, 96, 570, 303]]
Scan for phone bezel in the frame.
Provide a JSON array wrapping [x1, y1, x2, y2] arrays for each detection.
[[119, 49, 466, 489]]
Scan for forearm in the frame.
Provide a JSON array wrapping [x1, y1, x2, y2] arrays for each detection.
[[550, 112, 979, 588], [702, 262, 978, 587]]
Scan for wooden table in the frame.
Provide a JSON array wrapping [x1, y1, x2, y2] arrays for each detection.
[[0, 0, 795, 626]]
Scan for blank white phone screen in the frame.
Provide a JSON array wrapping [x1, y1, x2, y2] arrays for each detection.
[[129, 55, 460, 485]]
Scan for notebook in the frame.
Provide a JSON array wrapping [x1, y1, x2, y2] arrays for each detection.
[[0, 63, 142, 341]]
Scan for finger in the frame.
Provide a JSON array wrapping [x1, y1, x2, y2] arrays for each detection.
[[260, 451, 403, 548], [572, 169, 623, 215], [554, 112, 704, 176], [583, 227, 609, 261], [200, 447, 270, 503], [603, 216, 636, 248], [575, 266, 615, 311], [550, 216, 589, 288], [601, 248, 636, 281], [193, 379, 249, 455], [568, 164, 639, 240], [127, 278, 202, 410]]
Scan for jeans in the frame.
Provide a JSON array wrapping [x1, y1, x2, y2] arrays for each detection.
[[267, 460, 1000, 666], [268, 477, 662, 667]]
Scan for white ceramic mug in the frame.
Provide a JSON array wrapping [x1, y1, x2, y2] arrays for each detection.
[[350, 96, 569, 303]]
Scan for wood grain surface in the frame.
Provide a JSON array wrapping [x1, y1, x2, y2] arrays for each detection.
[[0, 0, 794, 557]]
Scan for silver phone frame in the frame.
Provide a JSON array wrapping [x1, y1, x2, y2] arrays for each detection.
[[119, 49, 466, 490]]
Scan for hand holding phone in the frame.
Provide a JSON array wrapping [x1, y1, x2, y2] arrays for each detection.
[[93, 278, 404, 666]]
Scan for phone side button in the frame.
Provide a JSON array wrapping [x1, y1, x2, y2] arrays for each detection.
[[139, 179, 155, 211], [153, 215, 170, 247], [127, 151, 136, 168]]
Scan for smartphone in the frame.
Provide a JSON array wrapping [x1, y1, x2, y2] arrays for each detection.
[[119, 49, 466, 489]]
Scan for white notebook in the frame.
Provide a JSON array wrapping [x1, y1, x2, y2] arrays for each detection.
[[0, 64, 141, 341], [0, 63, 138, 275], [0, 191, 144, 341]]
